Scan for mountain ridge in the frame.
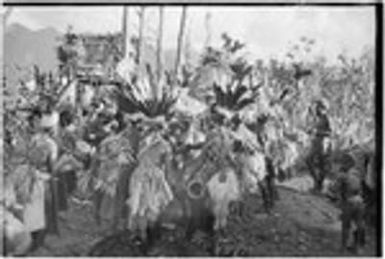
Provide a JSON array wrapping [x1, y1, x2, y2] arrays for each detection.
[[4, 22, 201, 87]]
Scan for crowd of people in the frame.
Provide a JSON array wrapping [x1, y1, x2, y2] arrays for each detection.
[[1, 65, 376, 256]]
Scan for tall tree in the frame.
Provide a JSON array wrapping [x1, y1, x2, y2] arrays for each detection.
[[174, 6, 187, 75], [156, 7, 164, 82]]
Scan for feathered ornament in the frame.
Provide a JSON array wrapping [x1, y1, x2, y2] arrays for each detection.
[[115, 64, 178, 119]]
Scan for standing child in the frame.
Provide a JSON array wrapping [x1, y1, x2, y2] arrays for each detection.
[[335, 153, 366, 254]]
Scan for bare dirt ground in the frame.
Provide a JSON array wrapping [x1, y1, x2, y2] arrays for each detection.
[[29, 176, 378, 257]]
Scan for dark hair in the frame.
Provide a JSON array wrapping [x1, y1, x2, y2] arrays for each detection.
[[27, 108, 42, 128], [60, 110, 74, 128], [339, 153, 355, 172], [114, 111, 125, 132], [231, 114, 242, 129], [232, 140, 243, 153]]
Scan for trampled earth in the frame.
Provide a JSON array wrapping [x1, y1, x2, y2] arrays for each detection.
[[29, 177, 377, 257]]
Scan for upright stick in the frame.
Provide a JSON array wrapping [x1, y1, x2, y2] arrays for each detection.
[[156, 7, 164, 82], [175, 6, 187, 75], [137, 7, 145, 67]]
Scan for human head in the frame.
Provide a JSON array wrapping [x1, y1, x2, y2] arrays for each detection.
[[339, 153, 355, 172], [314, 99, 327, 115], [231, 113, 242, 130]]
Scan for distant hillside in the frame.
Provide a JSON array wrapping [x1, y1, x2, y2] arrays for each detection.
[[4, 23, 60, 87], [4, 23, 201, 87]]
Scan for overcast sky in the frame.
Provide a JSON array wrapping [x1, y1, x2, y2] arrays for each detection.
[[6, 6, 375, 63]]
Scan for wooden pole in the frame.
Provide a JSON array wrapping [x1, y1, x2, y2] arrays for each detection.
[[174, 6, 187, 75], [156, 7, 164, 82], [137, 7, 145, 67], [204, 12, 212, 49], [122, 6, 128, 58]]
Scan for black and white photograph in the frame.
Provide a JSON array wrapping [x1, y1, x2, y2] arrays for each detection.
[[1, 1, 382, 257]]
